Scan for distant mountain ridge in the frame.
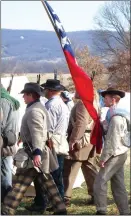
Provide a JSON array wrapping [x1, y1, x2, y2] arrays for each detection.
[[1, 29, 117, 73], [2, 29, 99, 60]]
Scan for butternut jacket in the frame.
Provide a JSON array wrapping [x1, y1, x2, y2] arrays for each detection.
[[67, 100, 96, 161], [20, 102, 58, 173]]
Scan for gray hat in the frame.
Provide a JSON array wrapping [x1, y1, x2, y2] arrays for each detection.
[[41, 79, 65, 91], [20, 82, 42, 96], [100, 87, 125, 98]]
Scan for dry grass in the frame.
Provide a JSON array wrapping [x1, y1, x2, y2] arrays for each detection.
[[27, 73, 71, 88], [16, 162, 130, 215]]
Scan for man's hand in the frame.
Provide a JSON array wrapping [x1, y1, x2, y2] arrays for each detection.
[[69, 142, 76, 152], [17, 138, 22, 146], [99, 160, 105, 168], [33, 155, 42, 167]]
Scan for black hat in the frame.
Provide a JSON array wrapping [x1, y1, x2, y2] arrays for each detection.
[[100, 87, 125, 98], [41, 79, 65, 91], [20, 82, 42, 96]]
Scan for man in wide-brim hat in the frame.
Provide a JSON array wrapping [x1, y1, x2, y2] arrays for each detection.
[[20, 82, 42, 95], [93, 87, 130, 215], [2, 82, 67, 215], [25, 79, 70, 212], [41, 79, 65, 91], [100, 87, 125, 98]]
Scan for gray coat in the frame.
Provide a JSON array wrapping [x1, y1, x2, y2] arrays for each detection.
[[20, 101, 58, 173], [1, 98, 19, 157], [101, 115, 129, 162]]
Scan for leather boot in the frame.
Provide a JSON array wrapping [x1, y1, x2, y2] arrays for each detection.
[[87, 196, 95, 205], [25, 203, 46, 212], [53, 210, 67, 215], [96, 211, 106, 215]]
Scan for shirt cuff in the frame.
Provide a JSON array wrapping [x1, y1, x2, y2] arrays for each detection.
[[33, 148, 42, 156]]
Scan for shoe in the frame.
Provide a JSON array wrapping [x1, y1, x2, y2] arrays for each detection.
[[87, 196, 95, 205], [1, 206, 15, 215], [46, 206, 54, 211], [1, 211, 7, 215], [53, 210, 67, 215], [25, 203, 46, 212], [96, 211, 106, 215], [64, 196, 71, 207]]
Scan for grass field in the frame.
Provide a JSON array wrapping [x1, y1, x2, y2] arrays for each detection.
[[16, 161, 130, 215]]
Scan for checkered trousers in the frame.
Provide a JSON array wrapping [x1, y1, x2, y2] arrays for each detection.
[[2, 168, 66, 215]]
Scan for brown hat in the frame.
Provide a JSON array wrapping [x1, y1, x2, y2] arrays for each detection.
[[100, 87, 125, 98], [41, 79, 65, 91], [20, 82, 42, 96]]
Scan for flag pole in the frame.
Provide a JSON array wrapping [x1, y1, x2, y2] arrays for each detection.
[[40, 1, 102, 153], [40, 0, 75, 75], [40, 0, 61, 42]]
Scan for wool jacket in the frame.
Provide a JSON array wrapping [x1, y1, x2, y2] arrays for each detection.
[[20, 101, 58, 173], [101, 115, 129, 162], [1, 98, 19, 157], [67, 100, 96, 161]]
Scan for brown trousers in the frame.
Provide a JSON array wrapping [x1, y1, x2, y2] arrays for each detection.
[[63, 158, 98, 199], [2, 168, 66, 215]]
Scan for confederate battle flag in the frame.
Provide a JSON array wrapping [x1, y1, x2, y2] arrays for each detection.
[[42, 0, 103, 153]]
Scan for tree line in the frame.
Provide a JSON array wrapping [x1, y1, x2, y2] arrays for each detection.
[[66, 1, 130, 92]]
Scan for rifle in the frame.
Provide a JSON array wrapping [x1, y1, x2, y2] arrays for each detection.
[[54, 69, 57, 80], [23, 141, 34, 160], [7, 75, 14, 94], [37, 74, 41, 84], [91, 71, 96, 81]]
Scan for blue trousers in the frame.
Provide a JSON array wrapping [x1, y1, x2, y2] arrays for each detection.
[[34, 155, 65, 206], [1, 156, 13, 202]]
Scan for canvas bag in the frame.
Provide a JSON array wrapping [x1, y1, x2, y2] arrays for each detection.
[[121, 131, 130, 148], [13, 148, 30, 168], [48, 132, 69, 155], [13, 132, 33, 168], [111, 114, 130, 148], [120, 117, 130, 148], [106, 107, 130, 148]]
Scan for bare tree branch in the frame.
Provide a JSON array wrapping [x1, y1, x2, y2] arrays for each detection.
[[66, 46, 108, 91], [93, 1, 130, 56]]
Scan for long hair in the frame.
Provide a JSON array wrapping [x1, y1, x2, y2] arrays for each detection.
[[26, 92, 40, 100]]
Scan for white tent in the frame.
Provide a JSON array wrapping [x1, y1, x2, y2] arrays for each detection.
[[73, 168, 85, 188], [117, 92, 130, 112]]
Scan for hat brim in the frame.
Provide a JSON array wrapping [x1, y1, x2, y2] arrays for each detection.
[[41, 83, 65, 91], [101, 90, 125, 98], [20, 88, 42, 96]]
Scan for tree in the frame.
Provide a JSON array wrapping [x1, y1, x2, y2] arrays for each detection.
[[66, 46, 108, 91], [108, 50, 130, 91], [93, 1, 130, 57]]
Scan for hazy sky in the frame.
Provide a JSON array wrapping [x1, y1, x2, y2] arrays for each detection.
[[1, 1, 106, 32]]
